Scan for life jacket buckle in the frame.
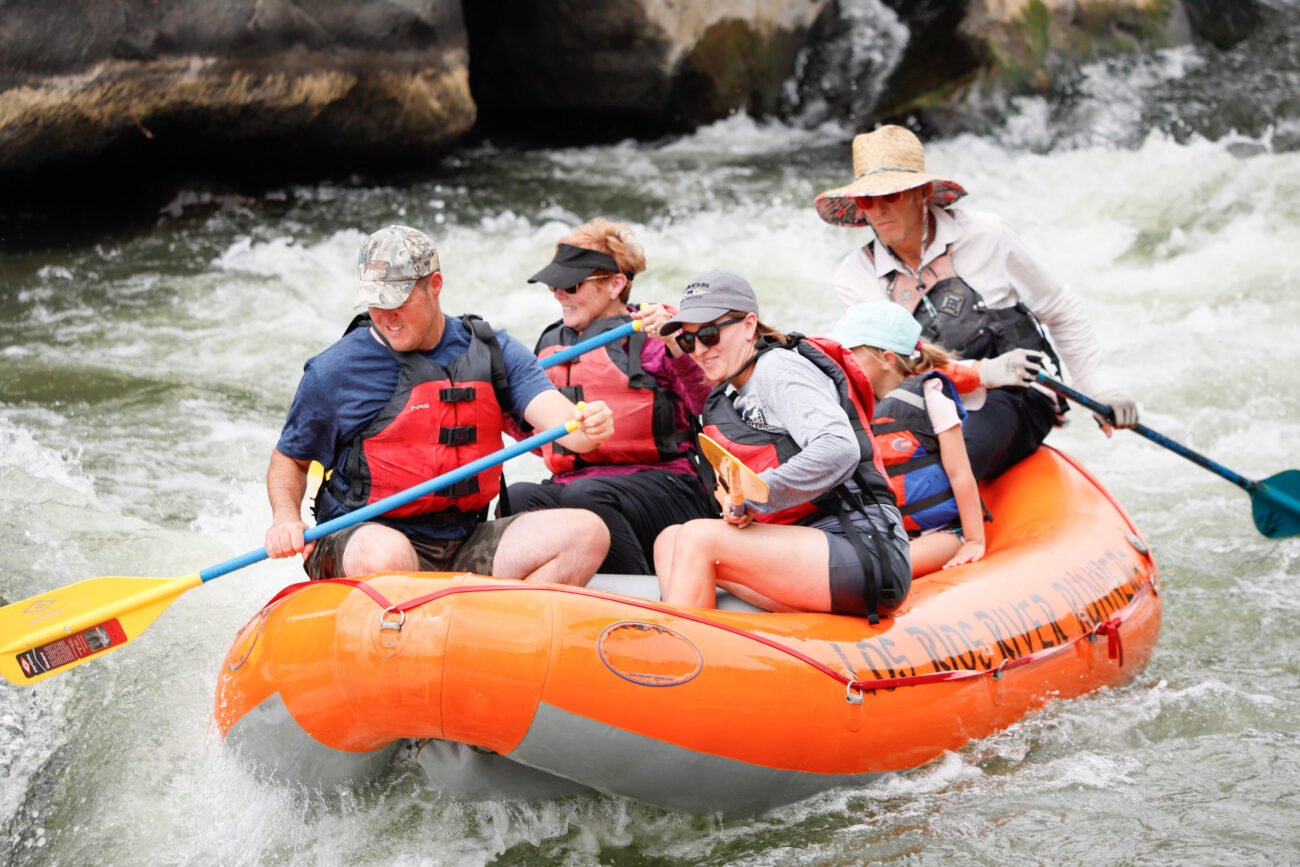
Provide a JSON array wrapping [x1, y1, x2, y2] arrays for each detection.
[[438, 425, 478, 446], [439, 386, 476, 402]]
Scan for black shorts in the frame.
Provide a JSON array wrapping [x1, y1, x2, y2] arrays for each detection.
[[303, 515, 519, 581]]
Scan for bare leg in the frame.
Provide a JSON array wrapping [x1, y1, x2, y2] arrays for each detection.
[[340, 523, 420, 576], [492, 509, 610, 586], [653, 524, 682, 583], [908, 532, 962, 578], [659, 519, 832, 612]]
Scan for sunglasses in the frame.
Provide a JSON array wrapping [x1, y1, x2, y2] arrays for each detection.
[[675, 316, 746, 353], [853, 192, 903, 209], [549, 273, 608, 295]]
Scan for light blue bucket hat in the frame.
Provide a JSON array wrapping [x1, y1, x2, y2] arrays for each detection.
[[826, 300, 922, 356]]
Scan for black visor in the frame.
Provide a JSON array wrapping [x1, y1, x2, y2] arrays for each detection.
[[527, 244, 620, 289]]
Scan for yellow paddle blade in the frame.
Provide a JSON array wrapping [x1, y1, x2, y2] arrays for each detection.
[[698, 433, 769, 503], [0, 572, 202, 685], [308, 461, 325, 498]]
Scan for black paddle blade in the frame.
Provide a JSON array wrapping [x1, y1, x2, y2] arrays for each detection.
[[1251, 470, 1300, 539]]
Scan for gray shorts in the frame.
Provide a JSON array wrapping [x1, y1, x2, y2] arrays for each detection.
[[303, 515, 519, 581], [823, 514, 912, 617]]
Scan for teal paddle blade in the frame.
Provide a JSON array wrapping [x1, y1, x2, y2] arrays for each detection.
[[1251, 470, 1300, 539]]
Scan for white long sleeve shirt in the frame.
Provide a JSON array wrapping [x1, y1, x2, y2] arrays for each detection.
[[833, 206, 1117, 397]]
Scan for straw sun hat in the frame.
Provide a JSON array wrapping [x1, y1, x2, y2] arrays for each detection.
[[814, 125, 967, 227]]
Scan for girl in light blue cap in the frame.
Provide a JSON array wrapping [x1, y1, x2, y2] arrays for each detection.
[[828, 301, 986, 576]]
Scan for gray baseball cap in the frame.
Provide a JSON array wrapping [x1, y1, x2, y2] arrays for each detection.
[[354, 225, 440, 311], [661, 270, 760, 335]]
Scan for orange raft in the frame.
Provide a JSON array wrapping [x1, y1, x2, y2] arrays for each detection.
[[213, 447, 1160, 815]]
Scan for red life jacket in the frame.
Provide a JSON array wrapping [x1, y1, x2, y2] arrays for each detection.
[[316, 315, 510, 528], [700, 335, 895, 526], [871, 371, 967, 533], [535, 315, 687, 474]]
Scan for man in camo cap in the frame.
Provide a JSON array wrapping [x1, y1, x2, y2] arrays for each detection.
[[265, 225, 616, 585], [354, 224, 440, 312]]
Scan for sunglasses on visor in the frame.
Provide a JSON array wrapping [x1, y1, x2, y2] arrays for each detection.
[[674, 316, 746, 353]]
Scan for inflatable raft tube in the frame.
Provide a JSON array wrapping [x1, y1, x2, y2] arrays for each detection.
[[214, 447, 1160, 815]]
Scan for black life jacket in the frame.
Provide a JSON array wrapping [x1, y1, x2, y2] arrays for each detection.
[[866, 243, 1062, 370]]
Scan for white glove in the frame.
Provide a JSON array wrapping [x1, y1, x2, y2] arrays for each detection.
[[979, 348, 1044, 389], [1092, 389, 1138, 436]]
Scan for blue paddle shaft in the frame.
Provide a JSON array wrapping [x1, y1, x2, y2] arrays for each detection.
[[198, 419, 577, 582], [540, 320, 639, 367], [1036, 374, 1254, 491]]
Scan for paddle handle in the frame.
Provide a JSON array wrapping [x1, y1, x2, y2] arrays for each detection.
[[1036, 374, 1255, 492], [197, 417, 581, 583], [541, 319, 641, 368]]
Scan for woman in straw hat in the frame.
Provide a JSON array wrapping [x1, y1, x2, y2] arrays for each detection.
[[814, 125, 1138, 482]]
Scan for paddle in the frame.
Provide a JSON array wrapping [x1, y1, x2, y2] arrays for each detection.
[[698, 433, 770, 514], [1037, 374, 1300, 539], [541, 318, 644, 367], [0, 415, 584, 685]]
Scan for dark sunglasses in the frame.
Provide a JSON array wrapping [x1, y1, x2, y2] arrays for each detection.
[[853, 192, 903, 209], [675, 316, 746, 353], [549, 273, 606, 295]]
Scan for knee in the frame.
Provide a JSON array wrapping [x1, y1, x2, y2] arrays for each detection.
[[341, 524, 419, 576], [563, 508, 610, 559], [652, 525, 680, 576], [671, 519, 722, 561]]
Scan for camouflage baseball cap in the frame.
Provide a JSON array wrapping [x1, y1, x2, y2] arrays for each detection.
[[354, 225, 440, 310]]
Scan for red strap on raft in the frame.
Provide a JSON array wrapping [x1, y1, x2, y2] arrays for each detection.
[[259, 573, 1152, 703], [1092, 617, 1124, 667]]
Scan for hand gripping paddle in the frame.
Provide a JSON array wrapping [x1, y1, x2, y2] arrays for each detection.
[[698, 433, 769, 518]]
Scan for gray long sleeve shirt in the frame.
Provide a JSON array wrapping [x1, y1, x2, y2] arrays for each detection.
[[730, 348, 860, 514]]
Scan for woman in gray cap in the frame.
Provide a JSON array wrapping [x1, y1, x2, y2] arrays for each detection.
[[654, 271, 911, 622]]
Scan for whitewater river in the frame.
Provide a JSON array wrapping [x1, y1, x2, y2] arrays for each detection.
[[3, 13, 1300, 865]]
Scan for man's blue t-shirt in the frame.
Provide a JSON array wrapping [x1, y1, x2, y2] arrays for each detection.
[[276, 314, 555, 537]]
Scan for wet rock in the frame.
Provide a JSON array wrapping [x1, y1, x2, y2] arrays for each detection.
[[465, 0, 830, 136], [0, 1, 474, 194], [1180, 0, 1268, 50]]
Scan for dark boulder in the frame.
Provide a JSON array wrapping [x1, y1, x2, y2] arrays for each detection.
[[464, 0, 830, 137], [0, 0, 475, 203]]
